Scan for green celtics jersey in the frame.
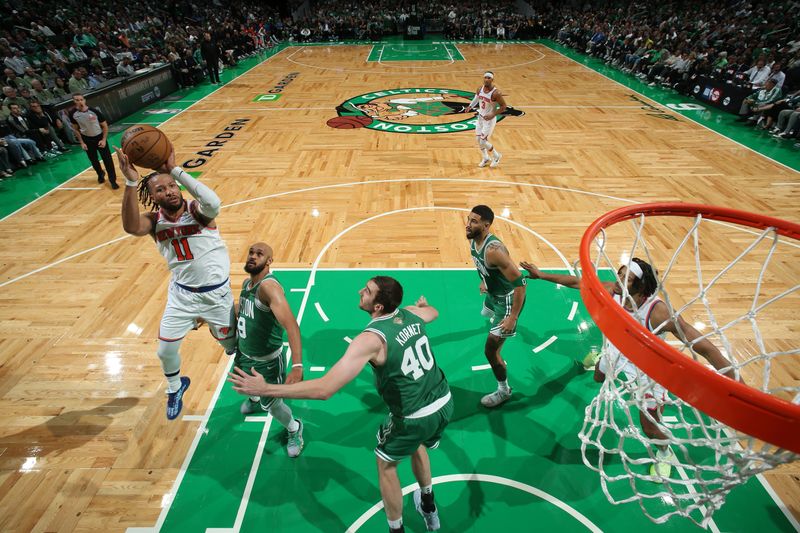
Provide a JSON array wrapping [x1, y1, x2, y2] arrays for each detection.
[[236, 275, 285, 357], [471, 234, 514, 296], [364, 308, 449, 417]]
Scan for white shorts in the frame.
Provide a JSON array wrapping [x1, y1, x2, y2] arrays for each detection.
[[599, 350, 667, 411], [159, 281, 235, 343], [475, 115, 497, 140]]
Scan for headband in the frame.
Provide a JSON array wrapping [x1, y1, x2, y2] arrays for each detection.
[[484, 72, 494, 79], [627, 261, 643, 279]]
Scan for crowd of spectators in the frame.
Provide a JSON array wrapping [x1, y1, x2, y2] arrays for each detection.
[[1, 0, 797, 181], [548, 0, 800, 146], [0, 0, 289, 180]]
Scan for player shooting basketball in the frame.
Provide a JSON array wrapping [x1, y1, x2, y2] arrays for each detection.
[[116, 145, 237, 420]]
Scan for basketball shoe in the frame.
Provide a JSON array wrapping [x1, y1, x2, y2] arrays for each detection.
[[166, 376, 190, 420], [649, 448, 676, 479], [478, 157, 491, 167], [287, 419, 305, 458], [480, 387, 512, 408], [490, 151, 502, 168], [413, 489, 441, 531]]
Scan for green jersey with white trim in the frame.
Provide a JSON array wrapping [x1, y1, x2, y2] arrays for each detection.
[[236, 275, 285, 357], [470, 234, 514, 296], [364, 308, 449, 417]]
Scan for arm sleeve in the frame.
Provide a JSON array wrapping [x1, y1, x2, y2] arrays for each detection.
[[170, 166, 221, 218], [469, 93, 479, 109]]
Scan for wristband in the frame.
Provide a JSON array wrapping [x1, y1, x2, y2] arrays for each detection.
[[125, 179, 138, 187], [292, 363, 303, 369]]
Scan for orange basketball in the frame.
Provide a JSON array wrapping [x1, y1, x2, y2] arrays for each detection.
[[121, 125, 172, 170], [326, 116, 372, 129]]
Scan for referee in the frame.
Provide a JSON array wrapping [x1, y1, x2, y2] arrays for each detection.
[[69, 93, 118, 189]]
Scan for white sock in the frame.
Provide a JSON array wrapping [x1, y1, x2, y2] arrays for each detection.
[[388, 518, 403, 530], [497, 380, 510, 393], [166, 374, 182, 393], [481, 148, 489, 159], [269, 399, 297, 431], [420, 484, 433, 495], [493, 149, 502, 159], [249, 396, 259, 402]]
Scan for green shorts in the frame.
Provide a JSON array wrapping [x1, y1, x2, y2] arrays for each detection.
[[482, 292, 525, 338], [234, 346, 284, 410], [374, 396, 453, 462]]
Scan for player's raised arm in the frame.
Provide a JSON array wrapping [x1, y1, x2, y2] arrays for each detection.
[[117, 147, 155, 237], [405, 295, 438, 323], [649, 302, 739, 381], [157, 147, 221, 223]]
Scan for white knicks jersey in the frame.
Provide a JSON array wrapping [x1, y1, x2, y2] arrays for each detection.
[[152, 200, 230, 287], [601, 294, 666, 380], [477, 86, 497, 118]]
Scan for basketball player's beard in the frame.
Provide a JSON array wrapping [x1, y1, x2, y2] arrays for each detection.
[[159, 195, 183, 213], [244, 262, 266, 275]]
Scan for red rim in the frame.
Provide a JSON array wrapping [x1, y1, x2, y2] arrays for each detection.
[[579, 202, 800, 454]]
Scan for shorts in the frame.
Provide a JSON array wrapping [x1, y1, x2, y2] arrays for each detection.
[[483, 292, 523, 338], [159, 281, 235, 343], [599, 351, 667, 411], [475, 115, 497, 140], [235, 346, 284, 410], [375, 395, 453, 462]]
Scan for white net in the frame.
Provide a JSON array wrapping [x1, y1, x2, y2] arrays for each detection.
[[578, 210, 800, 528]]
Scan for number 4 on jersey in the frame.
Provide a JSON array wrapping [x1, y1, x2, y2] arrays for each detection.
[[401, 336, 434, 380]]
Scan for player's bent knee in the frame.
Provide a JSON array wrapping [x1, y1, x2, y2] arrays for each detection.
[[156, 339, 182, 373]]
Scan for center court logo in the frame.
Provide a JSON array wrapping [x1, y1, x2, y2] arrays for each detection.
[[329, 88, 506, 134]]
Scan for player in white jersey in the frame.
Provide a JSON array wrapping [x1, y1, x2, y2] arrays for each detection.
[[117, 146, 236, 420], [468, 71, 507, 168], [520, 257, 737, 478]]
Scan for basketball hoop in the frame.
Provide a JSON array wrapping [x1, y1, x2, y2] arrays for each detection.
[[577, 202, 800, 526]]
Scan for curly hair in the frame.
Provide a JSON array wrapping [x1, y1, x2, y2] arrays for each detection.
[[137, 172, 160, 211]]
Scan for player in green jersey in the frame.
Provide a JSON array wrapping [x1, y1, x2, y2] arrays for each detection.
[[228, 276, 452, 533], [467, 205, 527, 408], [235, 242, 305, 457]]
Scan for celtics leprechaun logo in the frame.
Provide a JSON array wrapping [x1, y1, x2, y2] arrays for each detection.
[[327, 88, 522, 134]]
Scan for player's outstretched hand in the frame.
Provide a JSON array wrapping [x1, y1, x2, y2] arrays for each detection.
[[227, 366, 268, 396], [114, 145, 140, 183], [415, 295, 429, 307], [520, 261, 541, 279]]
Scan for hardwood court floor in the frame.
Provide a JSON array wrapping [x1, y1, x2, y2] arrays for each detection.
[[0, 41, 798, 532]]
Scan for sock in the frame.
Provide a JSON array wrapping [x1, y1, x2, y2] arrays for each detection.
[[481, 148, 489, 159], [497, 380, 510, 393], [269, 399, 297, 431], [656, 448, 674, 461], [420, 487, 436, 513], [420, 484, 432, 495], [249, 396, 259, 402], [493, 149, 502, 160], [388, 518, 403, 532], [166, 372, 182, 393]]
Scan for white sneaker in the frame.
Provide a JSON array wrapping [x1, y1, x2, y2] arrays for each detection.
[[649, 448, 677, 479], [287, 419, 304, 458], [480, 388, 511, 408], [490, 152, 502, 168], [413, 489, 440, 531], [478, 158, 490, 168]]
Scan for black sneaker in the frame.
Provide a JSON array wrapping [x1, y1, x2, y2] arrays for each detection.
[[110, 182, 120, 190], [97, 171, 105, 184]]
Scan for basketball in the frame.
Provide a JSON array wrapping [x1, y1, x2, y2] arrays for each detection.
[[121, 125, 173, 169], [326, 116, 372, 129]]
